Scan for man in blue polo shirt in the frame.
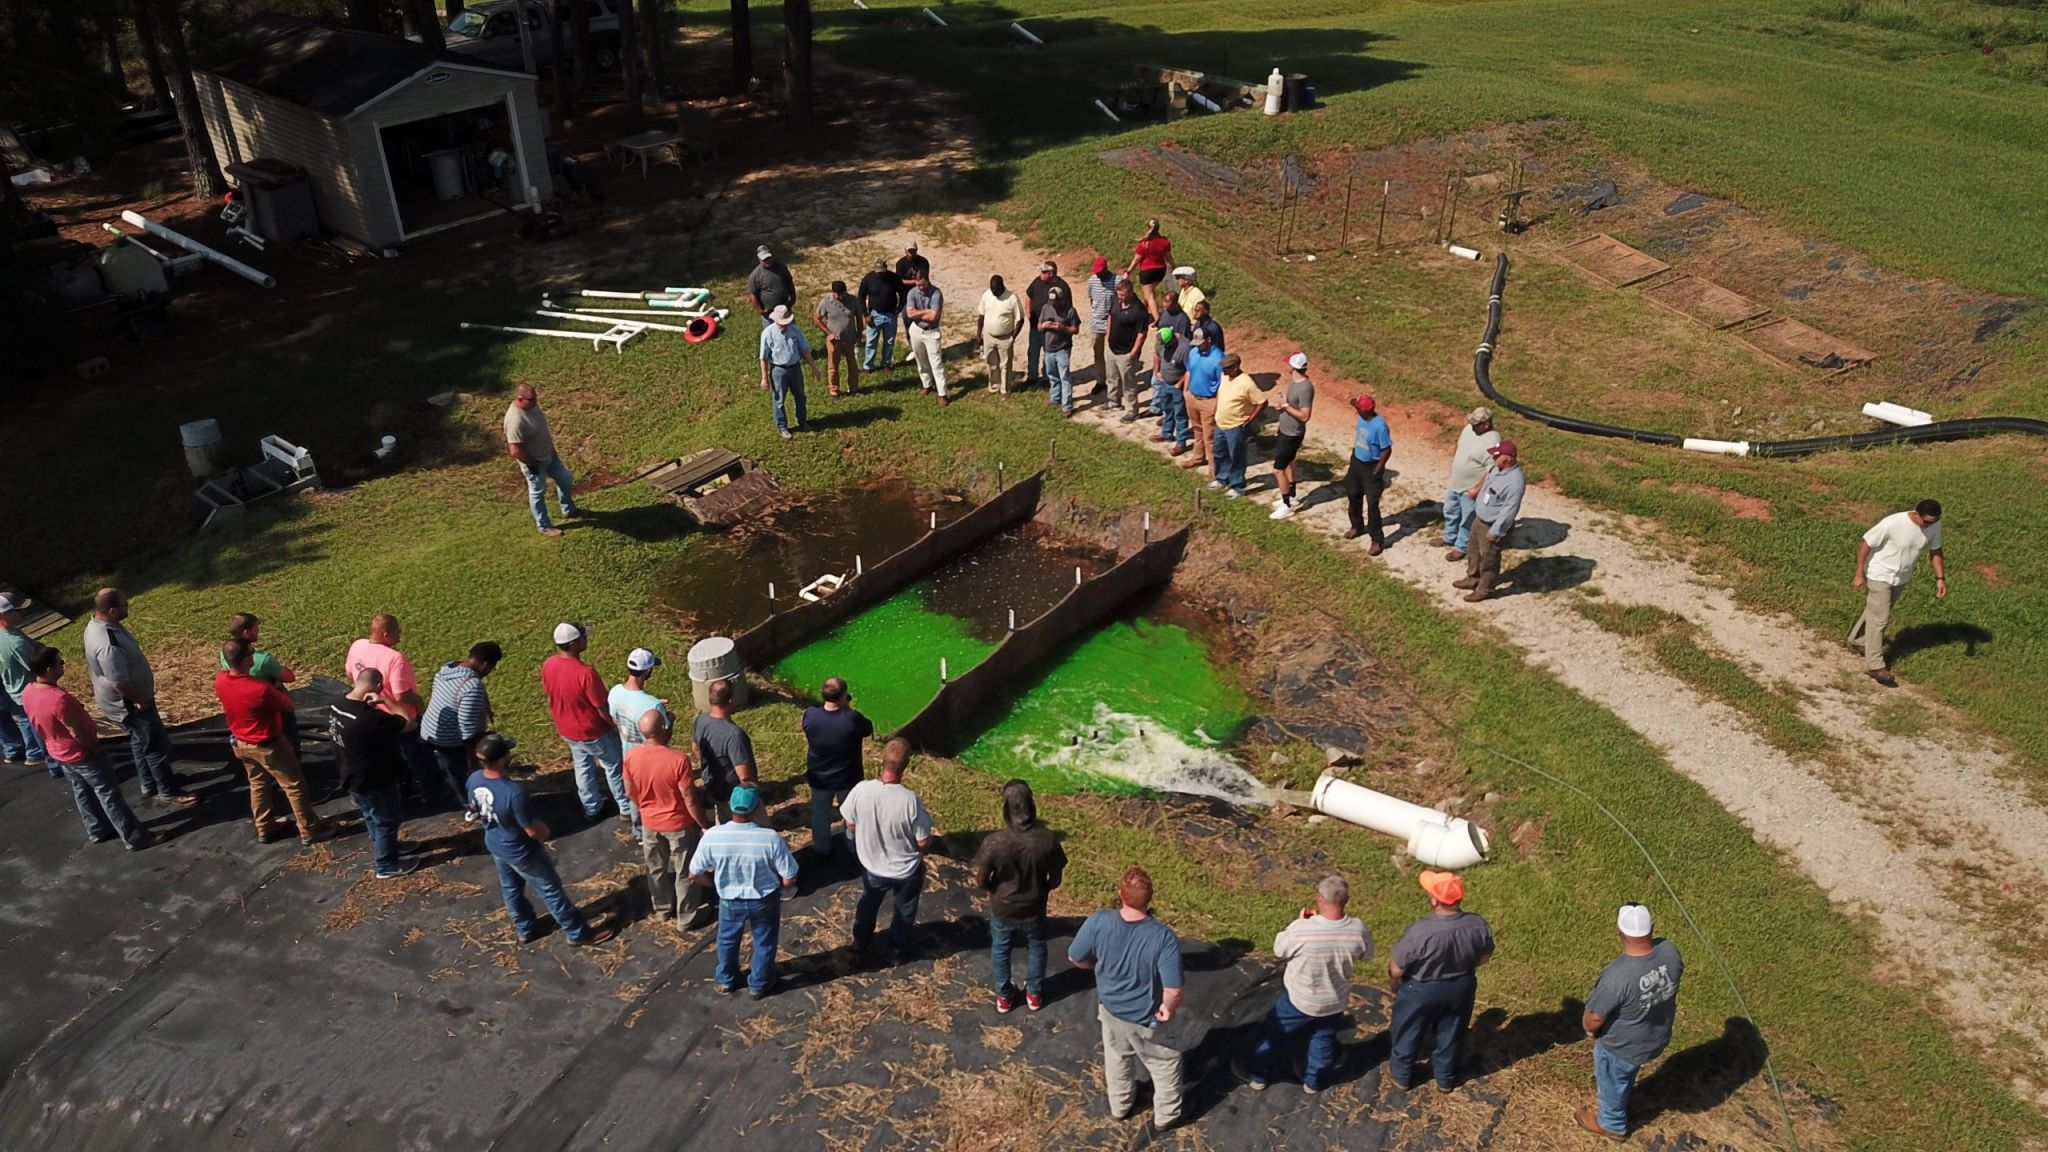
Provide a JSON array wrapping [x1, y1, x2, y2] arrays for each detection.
[[1183, 327, 1225, 480], [468, 733, 615, 947], [1344, 394, 1394, 556], [1070, 865, 1187, 1129], [758, 304, 816, 441], [690, 784, 799, 999]]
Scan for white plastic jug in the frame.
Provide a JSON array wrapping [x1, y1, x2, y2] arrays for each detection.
[[1264, 68, 1285, 115]]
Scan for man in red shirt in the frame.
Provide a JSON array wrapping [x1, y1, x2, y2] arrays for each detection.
[[216, 638, 333, 845], [622, 710, 710, 925], [23, 649, 158, 850], [542, 622, 631, 824]]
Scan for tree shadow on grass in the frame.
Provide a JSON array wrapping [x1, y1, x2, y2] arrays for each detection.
[[1886, 621, 1994, 661]]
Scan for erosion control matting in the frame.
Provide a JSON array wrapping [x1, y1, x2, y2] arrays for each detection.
[[1737, 315, 1878, 372], [1644, 274, 1769, 330], [1563, 233, 1670, 287]]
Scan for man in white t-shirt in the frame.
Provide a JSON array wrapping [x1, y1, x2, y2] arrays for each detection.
[[1439, 408, 1499, 561], [841, 736, 933, 963], [1850, 499, 1947, 686]]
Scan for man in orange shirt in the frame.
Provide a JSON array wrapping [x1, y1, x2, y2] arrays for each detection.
[[217, 638, 333, 845], [622, 710, 710, 926]]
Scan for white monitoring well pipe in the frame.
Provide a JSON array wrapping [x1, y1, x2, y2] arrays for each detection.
[[119, 210, 275, 288], [1862, 401, 1932, 427], [1681, 437, 1751, 457], [1311, 774, 1490, 870]]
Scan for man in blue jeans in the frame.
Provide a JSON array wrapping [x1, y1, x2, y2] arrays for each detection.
[[689, 784, 799, 998], [468, 733, 616, 946], [82, 587, 197, 806], [857, 258, 904, 370], [1439, 408, 1499, 561], [0, 592, 50, 772], [842, 736, 934, 963], [1246, 875, 1373, 1093], [23, 648, 157, 850], [330, 667, 419, 879], [505, 384, 579, 538], [971, 778, 1066, 1013], [1578, 903, 1685, 1142], [758, 304, 816, 441], [1387, 870, 1494, 1091], [799, 676, 872, 865]]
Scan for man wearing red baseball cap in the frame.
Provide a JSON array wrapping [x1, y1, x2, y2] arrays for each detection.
[[1344, 394, 1394, 555], [1386, 869, 1495, 1091], [1453, 440, 1525, 602]]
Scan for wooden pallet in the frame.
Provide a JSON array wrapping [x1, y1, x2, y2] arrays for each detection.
[[1564, 233, 1670, 287], [1645, 275, 1769, 330], [1736, 315, 1878, 373], [642, 448, 784, 529]]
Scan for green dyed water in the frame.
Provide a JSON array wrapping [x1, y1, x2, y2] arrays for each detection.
[[767, 581, 1257, 801]]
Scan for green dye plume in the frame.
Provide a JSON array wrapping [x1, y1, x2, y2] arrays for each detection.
[[767, 589, 996, 732]]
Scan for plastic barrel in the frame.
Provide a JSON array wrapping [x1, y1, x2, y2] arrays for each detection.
[[687, 636, 748, 712], [179, 418, 225, 478]]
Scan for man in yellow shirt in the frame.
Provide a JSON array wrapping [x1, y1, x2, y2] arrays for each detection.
[[1211, 353, 1264, 498], [1172, 266, 1206, 316]]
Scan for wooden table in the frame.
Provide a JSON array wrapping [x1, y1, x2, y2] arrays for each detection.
[[607, 131, 683, 178]]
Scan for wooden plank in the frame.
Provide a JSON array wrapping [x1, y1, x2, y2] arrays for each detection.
[[1738, 315, 1878, 371], [645, 448, 744, 497], [1564, 233, 1670, 287], [21, 606, 72, 641], [1645, 274, 1769, 330]]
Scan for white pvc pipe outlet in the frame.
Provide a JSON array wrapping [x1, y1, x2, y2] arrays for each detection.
[[1863, 401, 1932, 427], [1188, 91, 1221, 113], [1311, 774, 1490, 870], [120, 210, 275, 288], [1446, 244, 1481, 261], [921, 6, 946, 26], [1010, 22, 1042, 45], [1681, 437, 1751, 457], [1095, 99, 1121, 123]]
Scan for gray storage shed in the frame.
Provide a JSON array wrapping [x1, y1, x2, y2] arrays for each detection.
[[196, 14, 554, 248]]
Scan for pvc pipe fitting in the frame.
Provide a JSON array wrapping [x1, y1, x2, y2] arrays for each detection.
[[1311, 774, 1491, 869]]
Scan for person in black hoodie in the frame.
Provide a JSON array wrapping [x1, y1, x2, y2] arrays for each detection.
[[330, 667, 418, 880], [972, 779, 1068, 1013]]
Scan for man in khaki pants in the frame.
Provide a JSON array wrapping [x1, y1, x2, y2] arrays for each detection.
[[1069, 866, 1186, 1129], [215, 638, 333, 845], [1850, 500, 1947, 687], [976, 274, 1026, 394]]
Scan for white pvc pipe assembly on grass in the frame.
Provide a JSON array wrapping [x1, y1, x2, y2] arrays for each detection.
[[922, 7, 946, 26], [1011, 22, 1042, 45], [1311, 774, 1491, 870], [1863, 401, 1933, 427], [1681, 437, 1752, 457], [1094, 99, 1120, 122], [460, 321, 642, 352], [119, 209, 275, 288]]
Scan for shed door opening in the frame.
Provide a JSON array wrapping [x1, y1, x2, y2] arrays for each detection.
[[378, 100, 522, 239]]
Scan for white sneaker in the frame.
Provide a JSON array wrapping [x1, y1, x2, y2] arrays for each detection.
[[1224, 488, 1241, 500], [1270, 500, 1295, 520], [1208, 479, 1223, 489]]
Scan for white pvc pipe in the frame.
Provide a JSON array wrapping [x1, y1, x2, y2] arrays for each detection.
[[1188, 91, 1221, 113], [1446, 244, 1481, 260], [120, 210, 275, 288], [1094, 99, 1121, 123], [1311, 775, 1490, 870], [543, 305, 728, 321], [922, 7, 946, 26], [1862, 401, 1932, 427], [460, 321, 640, 352], [538, 309, 690, 333], [1681, 437, 1751, 457], [1011, 22, 1042, 45]]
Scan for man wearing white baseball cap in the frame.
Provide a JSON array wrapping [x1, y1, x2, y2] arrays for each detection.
[[759, 303, 816, 441], [609, 648, 670, 751], [1269, 353, 1315, 519], [541, 622, 633, 824], [1578, 903, 1685, 1141], [747, 245, 795, 325]]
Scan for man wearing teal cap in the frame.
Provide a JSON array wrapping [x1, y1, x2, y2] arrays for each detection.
[[689, 783, 799, 998]]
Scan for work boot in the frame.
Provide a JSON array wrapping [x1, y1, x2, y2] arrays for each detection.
[[1575, 1106, 1627, 1142], [1462, 590, 1490, 603], [1868, 669, 1899, 688], [1444, 549, 1466, 562], [1452, 577, 1479, 590]]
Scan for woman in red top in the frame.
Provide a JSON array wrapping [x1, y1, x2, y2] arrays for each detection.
[[1126, 218, 1172, 313]]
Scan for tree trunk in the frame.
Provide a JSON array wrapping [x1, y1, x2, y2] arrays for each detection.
[[445, 0, 464, 20], [344, 0, 382, 33], [727, 0, 750, 94], [617, 0, 644, 132], [570, 0, 594, 97], [548, 7, 572, 120], [637, 0, 665, 97], [155, 0, 224, 200], [404, 0, 446, 51], [98, 9, 131, 97], [133, 0, 171, 106], [781, 0, 810, 129]]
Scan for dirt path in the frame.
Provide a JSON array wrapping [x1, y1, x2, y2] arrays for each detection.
[[798, 214, 2048, 1106]]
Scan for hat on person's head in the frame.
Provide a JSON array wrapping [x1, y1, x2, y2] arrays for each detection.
[[1468, 406, 1494, 426], [552, 621, 586, 645], [0, 592, 29, 614], [905, 242, 918, 252], [729, 785, 761, 815], [1617, 903, 1654, 938], [1048, 285, 1064, 300], [1171, 265, 1196, 280], [1488, 439, 1519, 459], [769, 304, 795, 325], [1156, 328, 1176, 345], [1288, 352, 1309, 371], [1090, 256, 1109, 274], [756, 245, 773, 260], [1353, 394, 1377, 416], [626, 647, 661, 673], [1038, 261, 1055, 273], [873, 258, 887, 271], [1419, 870, 1465, 904], [1220, 352, 1242, 372], [475, 732, 518, 763], [1192, 325, 1212, 343]]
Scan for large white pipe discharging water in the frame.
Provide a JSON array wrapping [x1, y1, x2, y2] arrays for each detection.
[[1311, 774, 1491, 869]]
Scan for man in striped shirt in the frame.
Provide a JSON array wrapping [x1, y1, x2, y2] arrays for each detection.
[[689, 785, 799, 999], [1246, 874, 1374, 1094], [421, 641, 501, 818]]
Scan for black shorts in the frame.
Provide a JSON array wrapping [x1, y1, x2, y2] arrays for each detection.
[[1271, 433, 1305, 470], [1138, 266, 1167, 286]]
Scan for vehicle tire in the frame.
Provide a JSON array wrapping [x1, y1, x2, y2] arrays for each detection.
[[595, 40, 620, 70]]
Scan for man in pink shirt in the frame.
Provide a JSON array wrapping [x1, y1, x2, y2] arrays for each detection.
[[23, 649, 158, 850], [542, 622, 632, 823], [344, 613, 443, 805]]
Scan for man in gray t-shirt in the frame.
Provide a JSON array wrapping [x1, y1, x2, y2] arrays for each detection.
[[747, 246, 796, 323], [82, 587, 195, 803], [1270, 353, 1317, 519], [903, 272, 949, 403], [1387, 870, 1494, 1091], [690, 679, 755, 819], [813, 281, 868, 397], [1579, 903, 1685, 1140], [840, 736, 933, 960], [506, 383, 578, 536]]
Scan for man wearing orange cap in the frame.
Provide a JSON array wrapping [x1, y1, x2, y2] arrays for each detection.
[[1344, 394, 1394, 555], [1387, 870, 1494, 1092]]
